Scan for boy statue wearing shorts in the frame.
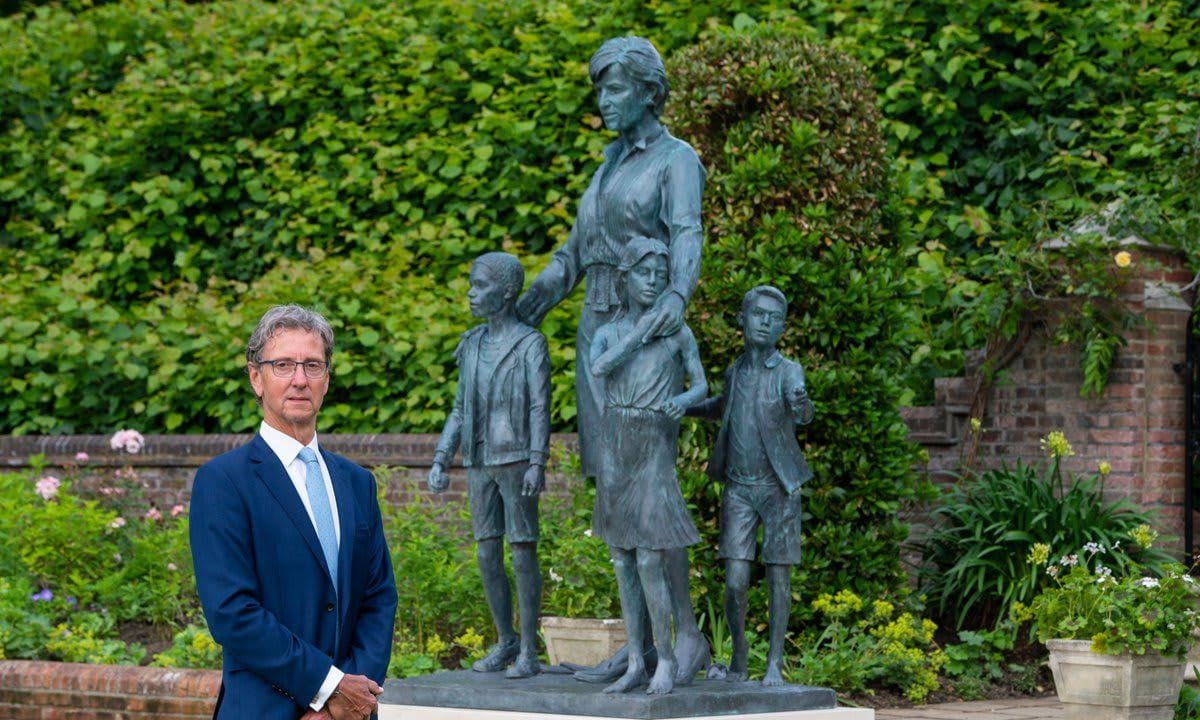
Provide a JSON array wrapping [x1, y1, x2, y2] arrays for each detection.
[[689, 286, 815, 685], [429, 252, 551, 679]]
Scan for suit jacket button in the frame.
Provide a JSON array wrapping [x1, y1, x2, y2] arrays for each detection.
[[325, 603, 334, 612]]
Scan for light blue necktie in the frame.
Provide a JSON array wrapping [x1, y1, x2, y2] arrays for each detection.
[[298, 447, 338, 589]]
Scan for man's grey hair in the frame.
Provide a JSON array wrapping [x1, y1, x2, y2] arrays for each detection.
[[245, 304, 335, 366]]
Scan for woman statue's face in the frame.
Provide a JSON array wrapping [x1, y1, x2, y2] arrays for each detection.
[[626, 253, 668, 307], [596, 64, 649, 133]]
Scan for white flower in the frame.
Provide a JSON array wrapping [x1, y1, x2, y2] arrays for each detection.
[[1059, 554, 1078, 567], [109, 428, 145, 454], [109, 517, 127, 529], [1138, 577, 1160, 588], [548, 568, 563, 583], [1083, 542, 1105, 555], [1184, 575, 1196, 584], [583, 529, 592, 538], [1096, 565, 1112, 579]]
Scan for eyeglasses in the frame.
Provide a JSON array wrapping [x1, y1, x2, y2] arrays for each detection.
[[257, 359, 330, 379]]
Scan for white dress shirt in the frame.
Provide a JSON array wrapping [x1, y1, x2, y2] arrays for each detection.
[[258, 421, 344, 710]]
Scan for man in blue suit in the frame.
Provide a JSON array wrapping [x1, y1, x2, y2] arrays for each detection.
[[191, 305, 397, 720]]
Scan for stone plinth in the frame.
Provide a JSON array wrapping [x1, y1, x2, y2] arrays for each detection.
[[380, 670, 856, 720]]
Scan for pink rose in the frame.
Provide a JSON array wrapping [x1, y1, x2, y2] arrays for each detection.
[[36, 476, 61, 501], [74, 452, 89, 462], [109, 429, 145, 454]]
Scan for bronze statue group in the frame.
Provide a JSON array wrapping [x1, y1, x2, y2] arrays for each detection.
[[430, 36, 816, 696]]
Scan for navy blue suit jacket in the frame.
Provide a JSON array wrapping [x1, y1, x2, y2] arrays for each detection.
[[190, 434, 397, 720]]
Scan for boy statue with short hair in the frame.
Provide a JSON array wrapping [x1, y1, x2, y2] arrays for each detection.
[[689, 285, 815, 686], [429, 252, 551, 679]]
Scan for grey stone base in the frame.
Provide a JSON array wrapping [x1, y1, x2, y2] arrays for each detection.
[[381, 669, 839, 719]]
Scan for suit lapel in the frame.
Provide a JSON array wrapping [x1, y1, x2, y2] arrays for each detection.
[[249, 434, 333, 585]]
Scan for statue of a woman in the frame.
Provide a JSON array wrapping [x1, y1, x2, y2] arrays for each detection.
[[516, 35, 710, 685], [589, 238, 707, 695], [516, 36, 704, 478]]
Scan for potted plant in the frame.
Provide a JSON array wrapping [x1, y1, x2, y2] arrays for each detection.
[[538, 489, 625, 667], [1021, 525, 1200, 720]]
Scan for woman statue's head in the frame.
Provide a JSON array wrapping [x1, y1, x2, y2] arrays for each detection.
[[589, 36, 669, 119], [618, 236, 670, 309]]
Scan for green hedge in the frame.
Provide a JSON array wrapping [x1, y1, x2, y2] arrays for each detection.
[[3, 0, 1197, 433], [667, 29, 927, 607]]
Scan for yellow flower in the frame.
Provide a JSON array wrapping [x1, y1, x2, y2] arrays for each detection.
[[1098, 460, 1111, 476], [872, 600, 895, 619], [453, 627, 485, 654], [1130, 524, 1159, 550], [424, 634, 448, 658], [1027, 543, 1050, 566], [812, 589, 863, 619], [969, 417, 982, 434], [1040, 431, 1074, 459], [1114, 250, 1132, 268]]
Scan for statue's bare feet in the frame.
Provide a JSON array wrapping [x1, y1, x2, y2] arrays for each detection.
[[646, 658, 676, 695], [673, 632, 710, 685], [603, 665, 648, 694], [504, 651, 541, 679], [762, 662, 786, 686]]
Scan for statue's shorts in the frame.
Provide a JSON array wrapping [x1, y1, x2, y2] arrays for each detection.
[[468, 461, 540, 543], [717, 478, 801, 565]]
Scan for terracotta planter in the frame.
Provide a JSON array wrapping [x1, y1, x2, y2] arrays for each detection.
[[540, 616, 626, 667], [1047, 639, 1186, 720]]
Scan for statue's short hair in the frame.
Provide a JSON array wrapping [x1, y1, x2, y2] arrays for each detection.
[[589, 36, 669, 117], [618, 236, 670, 273], [245, 304, 335, 366], [473, 252, 525, 299], [741, 285, 788, 316]]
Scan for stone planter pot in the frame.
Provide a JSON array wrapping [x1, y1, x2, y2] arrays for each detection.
[[541, 616, 626, 667], [1047, 639, 1186, 720]]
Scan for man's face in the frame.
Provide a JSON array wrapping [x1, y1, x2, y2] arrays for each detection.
[[739, 294, 786, 350], [468, 264, 511, 318], [248, 328, 329, 434], [626, 253, 668, 307], [596, 64, 650, 134]]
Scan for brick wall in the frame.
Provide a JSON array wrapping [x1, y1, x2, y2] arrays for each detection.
[[908, 244, 1196, 544], [0, 661, 219, 719], [0, 433, 580, 509]]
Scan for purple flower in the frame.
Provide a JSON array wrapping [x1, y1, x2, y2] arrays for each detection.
[[30, 589, 53, 602]]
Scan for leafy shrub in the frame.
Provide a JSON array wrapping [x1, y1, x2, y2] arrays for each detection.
[[919, 433, 1175, 630], [152, 624, 222, 670], [667, 26, 929, 608], [45, 611, 146, 665], [790, 590, 946, 703], [538, 480, 619, 619]]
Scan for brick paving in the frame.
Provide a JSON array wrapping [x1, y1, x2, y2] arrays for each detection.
[[875, 696, 1064, 719]]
